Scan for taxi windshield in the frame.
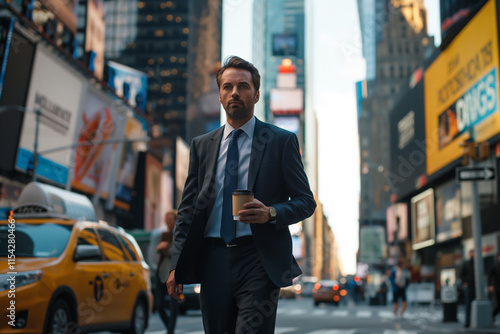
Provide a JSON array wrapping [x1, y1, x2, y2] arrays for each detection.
[[0, 223, 73, 257]]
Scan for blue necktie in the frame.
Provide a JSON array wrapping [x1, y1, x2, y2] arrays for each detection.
[[221, 129, 243, 244]]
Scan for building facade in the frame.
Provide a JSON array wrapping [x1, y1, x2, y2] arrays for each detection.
[[357, 0, 435, 272], [104, 0, 222, 141]]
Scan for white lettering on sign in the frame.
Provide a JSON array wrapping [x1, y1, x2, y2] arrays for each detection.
[[456, 71, 497, 133], [398, 110, 415, 149]]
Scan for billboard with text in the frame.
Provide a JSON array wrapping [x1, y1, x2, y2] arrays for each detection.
[[16, 44, 85, 185], [424, 0, 500, 175]]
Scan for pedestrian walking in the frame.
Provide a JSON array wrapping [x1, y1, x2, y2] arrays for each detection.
[[488, 251, 500, 324], [156, 210, 179, 334], [166, 55, 316, 334], [461, 249, 476, 328], [389, 257, 410, 319]]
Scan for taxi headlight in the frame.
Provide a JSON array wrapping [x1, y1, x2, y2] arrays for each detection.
[[194, 285, 201, 294], [0, 270, 43, 291]]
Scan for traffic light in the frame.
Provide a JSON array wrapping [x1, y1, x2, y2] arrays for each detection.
[[460, 141, 476, 165], [477, 142, 490, 161], [460, 141, 490, 164]]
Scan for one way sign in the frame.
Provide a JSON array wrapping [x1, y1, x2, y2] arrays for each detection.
[[456, 167, 496, 181]]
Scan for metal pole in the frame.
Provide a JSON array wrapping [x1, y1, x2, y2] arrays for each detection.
[[32, 109, 40, 181], [470, 158, 493, 328]]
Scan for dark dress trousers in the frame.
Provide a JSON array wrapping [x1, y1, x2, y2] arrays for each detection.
[[170, 118, 316, 288]]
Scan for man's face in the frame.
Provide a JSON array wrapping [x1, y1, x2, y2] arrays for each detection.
[[219, 68, 259, 123]]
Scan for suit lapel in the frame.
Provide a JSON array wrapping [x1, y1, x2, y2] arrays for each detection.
[[248, 119, 269, 191], [205, 126, 224, 219]]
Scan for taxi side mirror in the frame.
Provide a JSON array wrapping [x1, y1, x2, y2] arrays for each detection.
[[74, 245, 101, 262]]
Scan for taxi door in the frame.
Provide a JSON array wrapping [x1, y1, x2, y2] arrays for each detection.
[[116, 233, 151, 310], [95, 228, 137, 324], [73, 227, 115, 327]]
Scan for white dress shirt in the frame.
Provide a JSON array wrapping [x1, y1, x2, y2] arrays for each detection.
[[204, 116, 255, 238]]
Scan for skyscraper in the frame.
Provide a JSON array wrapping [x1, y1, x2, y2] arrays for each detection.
[[357, 0, 434, 260], [264, 0, 305, 121], [104, 0, 222, 140], [357, 0, 388, 82]]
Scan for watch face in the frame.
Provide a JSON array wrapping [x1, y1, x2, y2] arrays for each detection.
[[270, 207, 277, 218]]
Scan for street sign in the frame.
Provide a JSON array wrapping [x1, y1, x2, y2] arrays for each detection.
[[456, 167, 496, 181]]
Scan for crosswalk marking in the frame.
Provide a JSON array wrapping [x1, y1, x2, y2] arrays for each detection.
[[379, 310, 395, 318], [356, 310, 371, 317], [306, 330, 356, 334], [288, 308, 307, 315], [332, 310, 349, 317], [148, 327, 442, 334], [275, 327, 298, 333], [311, 309, 328, 316]]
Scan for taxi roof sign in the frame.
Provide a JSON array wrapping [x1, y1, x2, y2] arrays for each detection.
[[13, 182, 97, 221]]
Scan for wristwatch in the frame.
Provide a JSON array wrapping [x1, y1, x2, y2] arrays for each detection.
[[269, 207, 277, 221]]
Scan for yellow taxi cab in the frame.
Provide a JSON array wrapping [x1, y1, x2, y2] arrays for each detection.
[[0, 182, 153, 334]]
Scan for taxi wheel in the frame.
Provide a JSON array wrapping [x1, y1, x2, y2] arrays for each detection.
[[46, 299, 74, 334], [123, 298, 147, 334]]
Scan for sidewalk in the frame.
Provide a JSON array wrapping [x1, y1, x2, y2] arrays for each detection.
[[398, 303, 500, 334]]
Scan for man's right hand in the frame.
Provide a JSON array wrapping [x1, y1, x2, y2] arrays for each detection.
[[166, 270, 183, 301]]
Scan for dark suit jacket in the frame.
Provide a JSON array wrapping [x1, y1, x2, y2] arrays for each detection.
[[170, 118, 316, 287]]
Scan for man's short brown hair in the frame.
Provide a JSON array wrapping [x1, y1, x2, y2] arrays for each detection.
[[216, 56, 261, 91]]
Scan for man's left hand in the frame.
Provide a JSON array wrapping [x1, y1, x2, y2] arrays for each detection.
[[238, 199, 273, 224]]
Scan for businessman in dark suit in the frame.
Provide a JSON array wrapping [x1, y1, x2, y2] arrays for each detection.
[[167, 56, 316, 333]]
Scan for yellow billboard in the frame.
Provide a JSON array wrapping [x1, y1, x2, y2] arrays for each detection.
[[424, 0, 500, 175]]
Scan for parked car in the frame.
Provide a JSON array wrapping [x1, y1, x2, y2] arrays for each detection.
[[299, 276, 318, 298], [0, 182, 153, 334], [179, 283, 201, 314], [312, 280, 347, 306]]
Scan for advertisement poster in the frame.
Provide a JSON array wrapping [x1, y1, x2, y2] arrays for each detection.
[[115, 117, 147, 204], [144, 153, 162, 231], [107, 61, 148, 113], [411, 189, 436, 250], [71, 88, 125, 197], [273, 116, 300, 135], [386, 203, 408, 244], [359, 225, 386, 264], [269, 88, 303, 115], [16, 45, 85, 185], [435, 180, 462, 242], [388, 81, 427, 199], [424, 0, 500, 175]]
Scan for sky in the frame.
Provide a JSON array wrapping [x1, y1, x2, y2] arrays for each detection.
[[312, 0, 441, 274]]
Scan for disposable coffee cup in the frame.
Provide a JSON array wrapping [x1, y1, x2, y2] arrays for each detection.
[[232, 190, 254, 220]]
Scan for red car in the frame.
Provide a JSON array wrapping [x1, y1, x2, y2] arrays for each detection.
[[312, 280, 347, 306]]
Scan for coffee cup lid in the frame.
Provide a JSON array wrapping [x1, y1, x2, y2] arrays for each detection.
[[233, 189, 253, 195]]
